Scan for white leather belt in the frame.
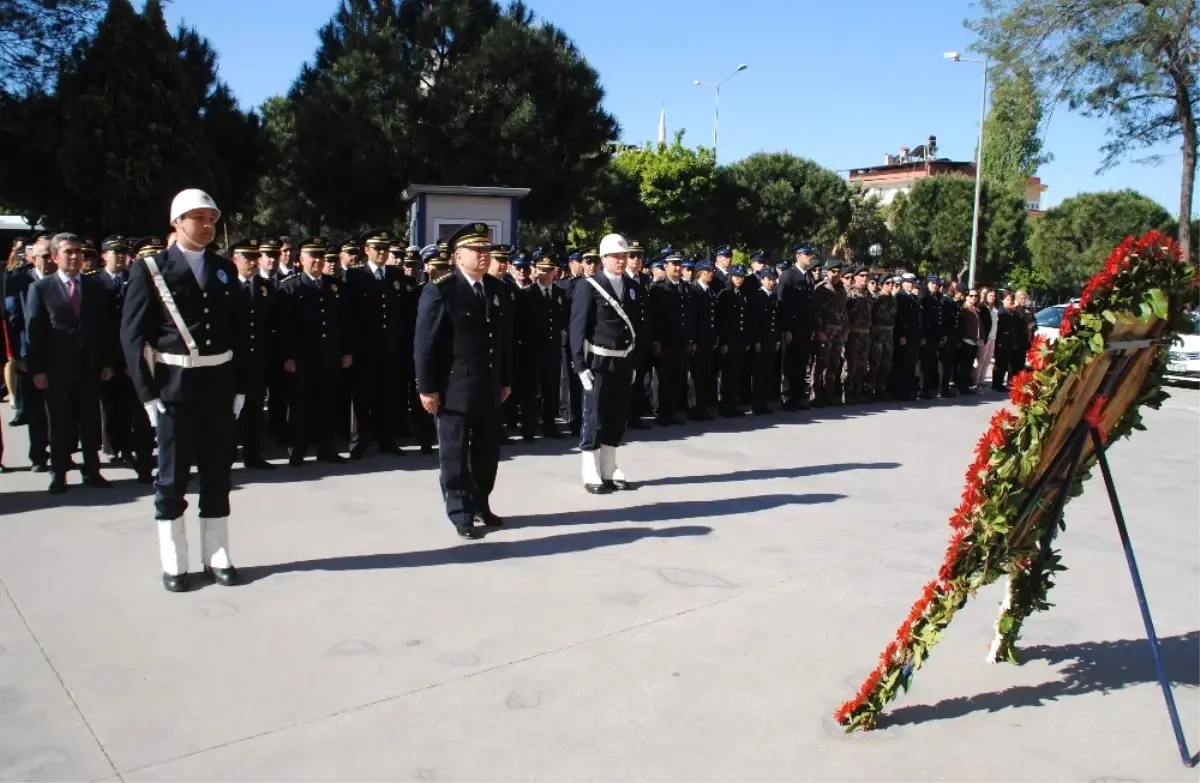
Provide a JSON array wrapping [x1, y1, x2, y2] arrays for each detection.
[[154, 350, 232, 369], [584, 341, 633, 359]]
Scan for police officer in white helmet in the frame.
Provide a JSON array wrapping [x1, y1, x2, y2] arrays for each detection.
[[120, 189, 247, 592], [568, 233, 643, 493]]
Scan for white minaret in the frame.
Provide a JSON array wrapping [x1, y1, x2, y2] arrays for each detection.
[[657, 102, 666, 145]]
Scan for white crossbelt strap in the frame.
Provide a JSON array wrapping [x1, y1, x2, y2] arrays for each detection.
[[583, 276, 636, 359], [142, 256, 231, 370]]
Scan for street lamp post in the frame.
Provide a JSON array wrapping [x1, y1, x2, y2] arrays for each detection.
[[693, 63, 748, 160], [944, 51, 988, 290]]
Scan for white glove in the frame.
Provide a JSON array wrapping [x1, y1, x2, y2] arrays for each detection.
[[143, 399, 167, 428], [233, 394, 245, 418], [578, 370, 595, 391]]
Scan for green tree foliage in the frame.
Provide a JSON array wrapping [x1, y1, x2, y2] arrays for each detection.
[[972, 0, 1199, 264], [0, 0, 103, 95], [890, 175, 1028, 284], [0, 0, 261, 238], [268, 0, 618, 234], [841, 188, 890, 265], [719, 152, 851, 257], [980, 67, 1052, 195], [609, 131, 717, 251], [1025, 189, 1174, 288]]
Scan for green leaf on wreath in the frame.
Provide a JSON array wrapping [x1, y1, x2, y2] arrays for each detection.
[[1089, 332, 1105, 354], [1147, 288, 1169, 320]]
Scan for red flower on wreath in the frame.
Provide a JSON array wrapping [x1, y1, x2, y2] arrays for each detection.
[[1026, 334, 1050, 370], [1009, 369, 1039, 407], [1084, 395, 1109, 442]]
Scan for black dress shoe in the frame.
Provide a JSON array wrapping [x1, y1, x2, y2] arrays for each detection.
[[47, 474, 67, 494], [136, 470, 154, 485], [30, 463, 49, 473], [419, 444, 434, 455], [627, 420, 650, 429], [585, 483, 612, 495], [542, 429, 564, 439], [604, 478, 638, 491], [203, 565, 241, 586], [348, 446, 367, 461], [244, 458, 276, 470], [81, 473, 111, 489], [162, 572, 191, 592], [288, 455, 306, 467], [474, 511, 504, 527], [378, 443, 405, 455], [455, 522, 483, 540], [317, 451, 347, 465], [8, 414, 27, 427]]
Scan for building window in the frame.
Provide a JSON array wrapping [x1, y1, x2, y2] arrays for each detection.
[[433, 218, 502, 244], [1026, 202, 1040, 211]]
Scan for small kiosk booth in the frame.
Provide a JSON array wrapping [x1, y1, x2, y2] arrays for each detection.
[[402, 184, 531, 248]]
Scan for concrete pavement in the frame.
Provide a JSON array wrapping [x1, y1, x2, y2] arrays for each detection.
[[0, 389, 1196, 781]]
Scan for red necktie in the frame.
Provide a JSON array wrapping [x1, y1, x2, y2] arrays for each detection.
[[68, 278, 81, 317]]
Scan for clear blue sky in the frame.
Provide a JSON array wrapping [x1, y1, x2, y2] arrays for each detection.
[[161, 0, 1192, 216]]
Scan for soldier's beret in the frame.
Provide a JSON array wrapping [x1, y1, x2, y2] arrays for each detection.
[[824, 261, 843, 272], [729, 265, 747, 277], [879, 275, 895, 284], [853, 265, 870, 276], [446, 222, 491, 252], [714, 244, 731, 256], [230, 237, 260, 255], [101, 235, 129, 252]]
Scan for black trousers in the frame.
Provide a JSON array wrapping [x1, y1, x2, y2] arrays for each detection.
[[519, 353, 560, 436], [751, 346, 778, 411], [781, 333, 812, 403], [956, 342, 977, 391], [628, 351, 651, 425], [350, 355, 398, 451], [46, 376, 101, 474], [289, 363, 339, 457], [21, 372, 49, 466], [920, 341, 941, 395], [939, 339, 959, 392], [689, 349, 717, 414], [237, 377, 268, 462], [436, 405, 501, 526], [580, 362, 633, 451], [654, 351, 686, 422], [993, 343, 1013, 390], [155, 398, 234, 520], [267, 367, 289, 444], [889, 336, 919, 399], [1011, 341, 1029, 379], [719, 345, 746, 412]]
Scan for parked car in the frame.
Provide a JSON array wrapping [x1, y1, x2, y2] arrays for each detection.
[[1034, 304, 1069, 342], [1165, 311, 1200, 386]]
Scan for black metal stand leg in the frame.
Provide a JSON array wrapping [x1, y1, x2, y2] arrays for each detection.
[[1090, 427, 1196, 767]]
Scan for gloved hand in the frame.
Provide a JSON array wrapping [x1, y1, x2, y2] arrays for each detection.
[[578, 370, 595, 392], [233, 394, 245, 418], [143, 399, 167, 428]]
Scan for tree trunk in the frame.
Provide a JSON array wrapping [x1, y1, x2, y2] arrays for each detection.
[[1178, 85, 1196, 265]]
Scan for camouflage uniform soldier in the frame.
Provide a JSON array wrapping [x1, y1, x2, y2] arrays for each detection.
[[810, 262, 848, 407], [843, 266, 873, 404], [867, 276, 897, 399]]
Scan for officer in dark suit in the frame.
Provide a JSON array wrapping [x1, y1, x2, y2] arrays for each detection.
[[570, 234, 642, 494], [7, 242, 51, 467], [715, 265, 749, 416], [747, 266, 782, 414], [95, 236, 156, 483], [555, 251, 585, 436], [120, 190, 246, 592], [277, 237, 353, 466], [490, 245, 521, 439], [345, 230, 406, 459], [711, 245, 733, 293], [623, 242, 653, 429], [257, 238, 289, 444], [778, 244, 817, 410], [920, 277, 945, 399], [414, 223, 513, 540], [26, 232, 116, 492], [648, 249, 693, 425], [228, 237, 277, 469], [516, 252, 567, 440], [409, 244, 452, 453]]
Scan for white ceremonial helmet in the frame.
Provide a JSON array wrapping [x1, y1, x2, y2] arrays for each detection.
[[599, 233, 629, 257], [169, 189, 221, 223]]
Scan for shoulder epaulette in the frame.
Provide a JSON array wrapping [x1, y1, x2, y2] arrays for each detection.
[[436, 274, 454, 287]]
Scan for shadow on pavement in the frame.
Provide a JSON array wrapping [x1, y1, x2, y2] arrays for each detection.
[[514, 492, 845, 528], [638, 462, 900, 488], [882, 630, 1200, 728], [237, 524, 714, 583]]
